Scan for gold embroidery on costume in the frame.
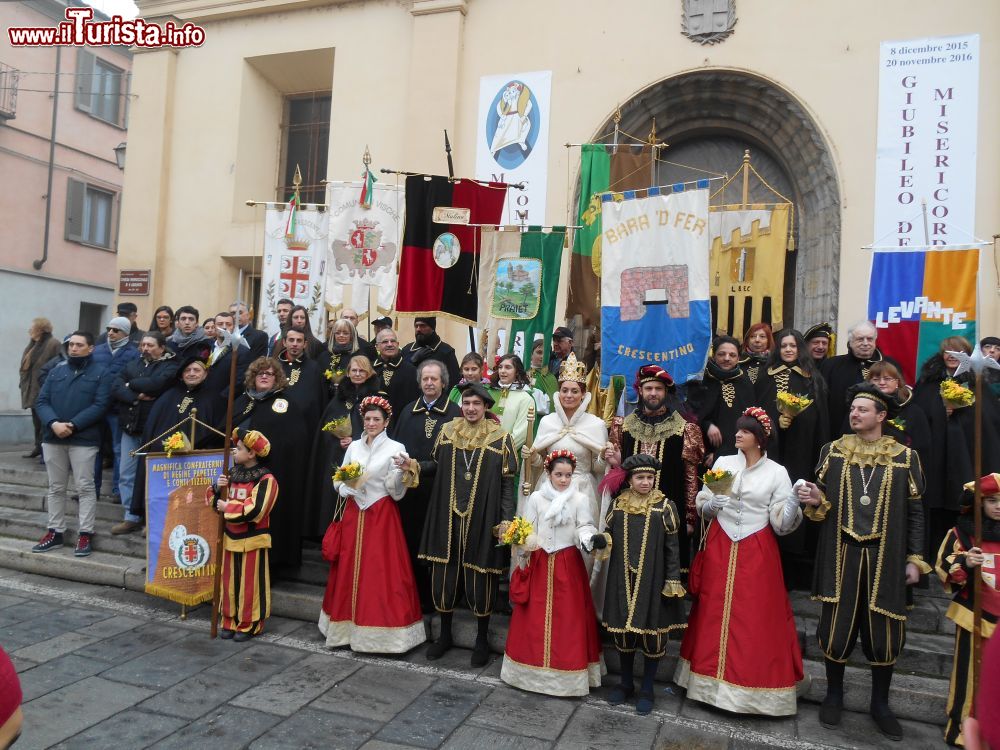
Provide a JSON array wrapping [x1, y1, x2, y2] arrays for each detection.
[[287, 368, 300, 387], [622, 411, 686, 443], [721, 382, 735, 408], [382, 368, 393, 387], [177, 396, 193, 414], [424, 416, 436, 439]]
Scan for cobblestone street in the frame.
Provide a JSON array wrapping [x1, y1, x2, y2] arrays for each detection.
[[0, 567, 950, 749]]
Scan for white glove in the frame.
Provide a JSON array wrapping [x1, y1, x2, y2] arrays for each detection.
[[781, 491, 800, 528], [708, 494, 730, 513]]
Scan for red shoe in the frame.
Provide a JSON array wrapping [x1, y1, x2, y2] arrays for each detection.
[[74, 533, 92, 557], [32, 529, 64, 553]]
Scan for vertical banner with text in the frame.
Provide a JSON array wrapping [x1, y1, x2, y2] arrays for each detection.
[[260, 206, 329, 337], [874, 34, 979, 247], [475, 71, 552, 226], [144, 450, 226, 606]]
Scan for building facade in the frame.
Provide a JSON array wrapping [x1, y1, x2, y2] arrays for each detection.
[[116, 0, 998, 354], [0, 0, 131, 440]]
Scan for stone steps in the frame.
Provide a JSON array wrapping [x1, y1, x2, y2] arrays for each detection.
[[0, 482, 126, 522]]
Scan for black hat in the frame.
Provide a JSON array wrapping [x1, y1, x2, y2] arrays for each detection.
[[846, 382, 900, 418], [414, 316, 437, 329], [622, 453, 660, 474], [116, 302, 138, 315], [981, 336, 1000, 348], [552, 326, 573, 341], [372, 316, 393, 330], [458, 381, 495, 407], [804, 322, 833, 341]]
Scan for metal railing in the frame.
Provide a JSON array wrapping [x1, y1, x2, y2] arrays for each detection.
[[0, 63, 21, 120]]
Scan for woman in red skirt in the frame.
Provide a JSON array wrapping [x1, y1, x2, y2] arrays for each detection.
[[675, 407, 804, 715], [318, 396, 425, 654], [501, 450, 604, 696]]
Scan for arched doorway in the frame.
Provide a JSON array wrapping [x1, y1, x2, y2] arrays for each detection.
[[597, 70, 842, 331]]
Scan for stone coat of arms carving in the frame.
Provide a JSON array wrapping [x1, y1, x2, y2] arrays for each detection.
[[681, 0, 737, 45]]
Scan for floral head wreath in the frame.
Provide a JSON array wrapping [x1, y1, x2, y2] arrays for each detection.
[[359, 395, 393, 420], [544, 449, 577, 472], [741, 406, 772, 437]]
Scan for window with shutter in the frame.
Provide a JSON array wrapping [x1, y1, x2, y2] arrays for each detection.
[[74, 49, 94, 114], [65, 178, 117, 249], [65, 178, 85, 242], [74, 49, 125, 127]]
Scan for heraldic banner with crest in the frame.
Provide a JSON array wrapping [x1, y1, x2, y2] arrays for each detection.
[[144, 450, 225, 606], [260, 205, 328, 337], [326, 182, 404, 315], [600, 188, 712, 397]]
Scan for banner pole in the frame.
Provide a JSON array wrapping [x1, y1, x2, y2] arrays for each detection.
[[210, 348, 240, 638], [972, 370, 983, 703]]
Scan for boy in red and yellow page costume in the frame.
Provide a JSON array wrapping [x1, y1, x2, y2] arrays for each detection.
[[208, 428, 279, 641]]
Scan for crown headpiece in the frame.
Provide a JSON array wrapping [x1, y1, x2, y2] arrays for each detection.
[[359, 395, 393, 419], [557, 351, 587, 385], [544, 449, 577, 472], [741, 407, 772, 437]]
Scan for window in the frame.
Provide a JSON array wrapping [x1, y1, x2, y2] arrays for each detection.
[[278, 94, 330, 204], [74, 50, 127, 127], [65, 178, 117, 249]]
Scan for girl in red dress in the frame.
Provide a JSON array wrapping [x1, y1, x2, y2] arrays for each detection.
[[318, 396, 425, 653], [675, 407, 804, 715], [501, 450, 604, 696]]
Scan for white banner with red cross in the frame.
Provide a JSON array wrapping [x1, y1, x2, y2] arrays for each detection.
[[260, 204, 329, 337]]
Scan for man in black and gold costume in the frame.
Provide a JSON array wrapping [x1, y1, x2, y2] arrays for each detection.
[[605, 365, 704, 570], [413, 382, 517, 667], [391, 360, 461, 612], [797, 382, 930, 740], [373, 328, 420, 417]]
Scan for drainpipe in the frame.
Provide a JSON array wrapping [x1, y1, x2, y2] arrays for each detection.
[[33, 46, 60, 270]]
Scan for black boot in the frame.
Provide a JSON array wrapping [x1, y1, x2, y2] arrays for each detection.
[[608, 650, 635, 705], [819, 658, 845, 729], [636, 656, 659, 715], [426, 611, 453, 660], [471, 615, 491, 667], [870, 664, 903, 741]]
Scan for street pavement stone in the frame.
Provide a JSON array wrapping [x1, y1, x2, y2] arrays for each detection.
[[0, 592, 27, 609], [13, 632, 101, 664], [231, 652, 363, 716], [138, 671, 255, 720], [679, 697, 798, 738], [465, 686, 577, 740], [202, 641, 308, 683], [49, 708, 188, 750], [442, 725, 553, 749], [249, 707, 375, 749], [375, 677, 492, 748], [18, 653, 108, 702], [312, 663, 434, 722], [72, 622, 186, 664], [19, 676, 156, 749], [654, 721, 730, 750], [794, 702, 946, 749], [554, 704, 661, 750], [74, 614, 146, 639], [146, 705, 281, 750], [0, 599, 59, 626], [99, 632, 237, 689]]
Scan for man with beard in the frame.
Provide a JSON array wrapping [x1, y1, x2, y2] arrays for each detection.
[[390, 360, 461, 611], [796, 383, 929, 740], [410, 382, 517, 666], [230, 300, 269, 361], [373, 328, 420, 418], [277, 327, 328, 436], [111, 332, 179, 535], [400, 317, 460, 390], [127, 357, 223, 526], [687, 335, 756, 463], [205, 312, 252, 401], [821, 320, 900, 440], [267, 298, 294, 356], [605, 365, 704, 571], [804, 323, 835, 366], [166, 306, 213, 362]]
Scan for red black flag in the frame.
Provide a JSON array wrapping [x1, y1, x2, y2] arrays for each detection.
[[396, 175, 507, 325]]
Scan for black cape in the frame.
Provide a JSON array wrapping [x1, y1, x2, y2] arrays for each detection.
[[820, 348, 900, 441], [232, 388, 311, 568], [374, 354, 421, 418], [203, 344, 252, 403], [756, 364, 829, 484], [401, 335, 461, 393], [687, 361, 756, 459], [278, 354, 328, 438]]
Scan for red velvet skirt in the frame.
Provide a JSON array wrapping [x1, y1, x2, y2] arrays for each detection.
[[501, 546, 603, 696], [319, 496, 424, 653], [677, 522, 803, 715]]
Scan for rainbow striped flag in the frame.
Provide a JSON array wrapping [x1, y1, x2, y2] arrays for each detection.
[[868, 246, 979, 384]]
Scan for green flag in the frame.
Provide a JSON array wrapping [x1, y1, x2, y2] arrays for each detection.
[[510, 228, 566, 367], [565, 144, 611, 325]]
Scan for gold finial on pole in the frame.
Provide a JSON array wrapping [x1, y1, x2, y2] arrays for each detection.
[[363, 146, 372, 167], [648, 118, 657, 146], [741, 149, 751, 208], [292, 164, 303, 190]]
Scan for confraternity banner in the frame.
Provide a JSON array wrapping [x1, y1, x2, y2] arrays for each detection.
[[475, 70, 552, 226], [867, 246, 979, 385], [260, 205, 328, 337], [326, 182, 404, 315], [144, 450, 225, 606], [874, 34, 979, 247], [600, 188, 712, 396]]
